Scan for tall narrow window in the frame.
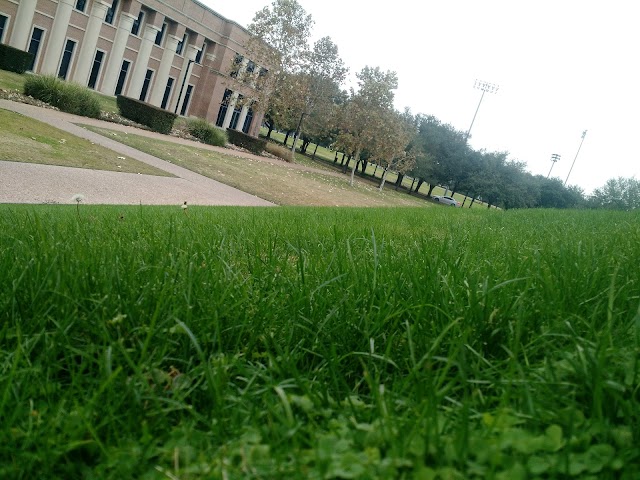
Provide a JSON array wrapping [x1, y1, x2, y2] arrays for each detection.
[[88, 50, 105, 89], [229, 94, 243, 129], [161, 77, 174, 109], [0, 15, 7, 43], [215, 89, 232, 127], [230, 54, 243, 78], [105, 0, 119, 25], [139, 69, 153, 101], [27, 27, 44, 71], [131, 10, 144, 36], [114, 59, 130, 95], [58, 39, 76, 79], [176, 33, 187, 55], [195, 42, 206, 64], [75, 0, 87, 12], [180, 85, 193, 116], [155, 22, 166, 46], [242, 106, 254, 134]]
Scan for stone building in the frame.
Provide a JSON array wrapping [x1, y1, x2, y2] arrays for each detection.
[[0, 0, 263, 136]]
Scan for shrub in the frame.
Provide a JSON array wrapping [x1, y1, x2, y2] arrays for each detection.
[[226, 129, 266, 155], [0, 44, 34, 74], [116, 95, 176, 134], [187, 118, 227, 146], [265, 141, 294, 162], [23, 75, 101, 118]]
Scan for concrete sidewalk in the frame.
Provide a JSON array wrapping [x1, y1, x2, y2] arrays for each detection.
[[0, 100, 275, 206]]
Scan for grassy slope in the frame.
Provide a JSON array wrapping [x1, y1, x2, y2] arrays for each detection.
[[1, 205, 638, 478], [0, 110, 171, 176], [83, 126, 427, 207]]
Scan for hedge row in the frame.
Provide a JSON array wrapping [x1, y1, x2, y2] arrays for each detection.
[[227, 129, 266, 155], [116, 95, 177, 134], [0, 44, 34, 74]]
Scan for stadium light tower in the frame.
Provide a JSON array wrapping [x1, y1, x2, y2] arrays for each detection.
[[564, 130, 588, 186], [547, 153, 561, 178], [465, 79, 499, 143]]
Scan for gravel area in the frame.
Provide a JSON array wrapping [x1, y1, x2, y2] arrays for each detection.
[[0, 99, 275, 207]]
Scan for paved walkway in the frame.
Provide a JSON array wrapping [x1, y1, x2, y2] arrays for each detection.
[[0, 99, 275, 206]]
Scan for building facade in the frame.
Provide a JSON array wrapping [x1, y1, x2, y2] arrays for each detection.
[[0, 0, 263, 135]]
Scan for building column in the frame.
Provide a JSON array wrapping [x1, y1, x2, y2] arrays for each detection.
[[99, 12, 137, 95], [148, 34, 179, 107], [9, 0, 38, 50], [40, 0, 75, 75], [73, 0, 111, 85], [169, 44, 198, 114], [126, 23, 161, 99], [236, 105, 249, 131], [221, 92, 239, 129]]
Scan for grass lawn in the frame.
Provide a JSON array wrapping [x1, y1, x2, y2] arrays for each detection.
[[1, 205, 638, 478], [263, 128, 483, 207], [83, 125, 429, 207], [0, 109, 171, 176]]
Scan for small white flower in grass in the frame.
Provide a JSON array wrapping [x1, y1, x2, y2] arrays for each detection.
[[72, 194, 85, 217], [117, 156, 125, 160], [181, 201, 188, 214]]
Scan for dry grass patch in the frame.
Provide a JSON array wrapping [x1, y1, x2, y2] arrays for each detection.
[[0, 109, 172, 176], [84, 125, 429, 207]]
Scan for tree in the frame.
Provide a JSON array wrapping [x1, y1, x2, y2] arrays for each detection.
[[289, 36, 348, 152], [335, 66, 398, 186], [231, 0, 314, 128], [589, 177, 640, 210]]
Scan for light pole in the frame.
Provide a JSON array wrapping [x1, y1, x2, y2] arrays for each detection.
[[465, 79, 499, 143], [547, 153, 561, 178], [564, 130, 587, 186]]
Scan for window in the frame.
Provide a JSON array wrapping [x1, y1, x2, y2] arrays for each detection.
[[131, 10, 144, 36], [195, 42, 205, 64], [161, 77, 174, 109], [0, 15, 7, 43], [27, 27, 44, 71], [155, 22, 166, 46], [176, 33, 187, 55], [75, 0, 87, 12], [229, 94, 243, 129], [230, 54, 243, 78], [105, 0, 118, 25], [179, 85, 193, 116], [87, 50, 105, 89], [215, 89, 232, 127], [242, 106, 254, 134], [58, 39, 76, 79], [114, 59, 130, 95], [139, 69, 153, 101]]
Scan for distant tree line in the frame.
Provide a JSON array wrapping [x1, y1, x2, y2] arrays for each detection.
[[232, 0, 638, 210]]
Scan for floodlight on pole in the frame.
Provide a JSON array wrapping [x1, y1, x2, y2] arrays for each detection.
[[547, 153, 561, 178], [564, 130, 588, 186], [465, 79, 499, 143]]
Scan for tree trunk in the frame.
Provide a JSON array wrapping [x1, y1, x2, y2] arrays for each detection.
[[283, 131, 291, 145], [426, 184, 436, 198], [334, 152, 339, 163], [312, 144, 319, 159], [416, 179, 424, 193], [373, 164, 378, 176], [360, 160, 367, 175], [350, 150, 361, 186], [266, 123, 274, 139], [410, 178, 416, 192], [395, 173, 404, 191], [379, 168, 388, 191], [468, 197, 476, 208], [340, 153, 346, 165], [291, 112, 305, 153]]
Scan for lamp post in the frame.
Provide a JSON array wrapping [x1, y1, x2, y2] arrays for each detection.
[[564, 130, 587, 186], [547, 153, 561, 178], [465, 79, 499, 143]]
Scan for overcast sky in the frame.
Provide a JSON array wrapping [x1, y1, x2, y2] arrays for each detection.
[[205, 0, 639, 194]]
